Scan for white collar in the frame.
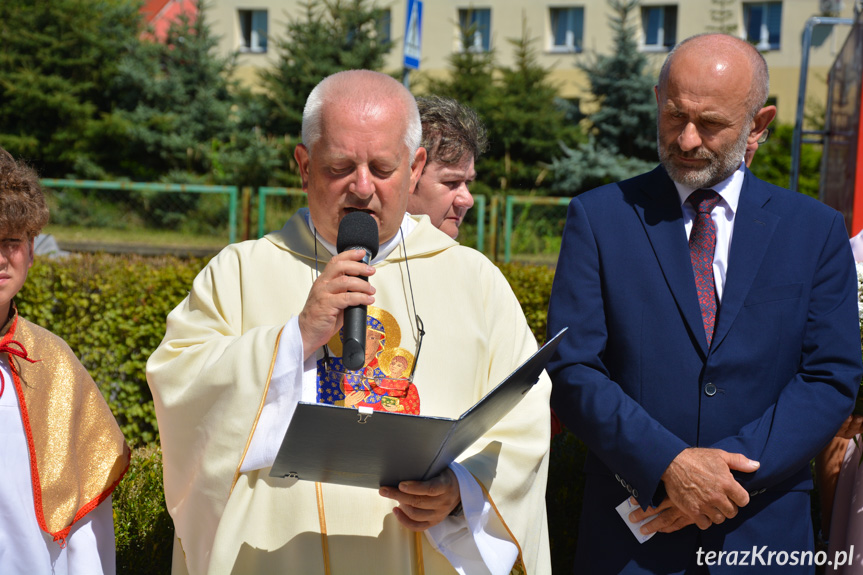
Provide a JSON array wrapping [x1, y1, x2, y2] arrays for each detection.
[[674, 159, 745, 216], [304, 211, 417, 264]]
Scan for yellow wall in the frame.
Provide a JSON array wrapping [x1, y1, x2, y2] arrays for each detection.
[[209, 0, 859, 126]]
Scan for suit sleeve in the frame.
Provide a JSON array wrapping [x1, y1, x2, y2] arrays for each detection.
[[546, 197, 689, 508], [710, 211, 862, 490]]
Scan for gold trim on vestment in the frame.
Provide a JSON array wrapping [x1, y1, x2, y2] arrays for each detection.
[[6, 309, 129, 543], [414, 531, 425, 575], [315, 483, 427, 574], [316, 482, 332, 575], [472, 473, 527, 575], [232, 326, 284, 493]]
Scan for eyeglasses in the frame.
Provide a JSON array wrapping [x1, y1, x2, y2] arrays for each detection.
[[321, 314, 425, 397], [757, 128, 770, 145]]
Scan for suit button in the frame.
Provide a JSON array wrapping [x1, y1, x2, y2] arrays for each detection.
[[704, 382, 717, 396]]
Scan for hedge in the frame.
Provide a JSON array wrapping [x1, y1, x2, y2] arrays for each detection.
[[18, 253, 207, 445], [16, 253, 583, 571]]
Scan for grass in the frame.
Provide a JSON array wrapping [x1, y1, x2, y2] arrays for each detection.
[[45, 225, 229, 250]]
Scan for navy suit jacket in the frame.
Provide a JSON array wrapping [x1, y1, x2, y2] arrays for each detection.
[[547, 166, 863, 574]]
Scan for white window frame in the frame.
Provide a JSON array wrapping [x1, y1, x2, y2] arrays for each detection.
[[238, 9, 268, 53], [377, 8, 392, 44], [640, 5, 677, 52], [549, 6, 584, 53], [458, 8, 492, 53], [743, 2, 782, 51]]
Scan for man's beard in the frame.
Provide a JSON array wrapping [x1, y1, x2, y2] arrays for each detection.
[[658, 126, 750, 189]]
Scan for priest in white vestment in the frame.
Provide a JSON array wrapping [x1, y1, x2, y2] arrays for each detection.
[[146, 70, 552, 575]]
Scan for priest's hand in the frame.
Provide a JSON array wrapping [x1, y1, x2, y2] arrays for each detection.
[[379, 468, 461, 531], [628, 497, 696, 535], [299, 249, 376, 360], [661, 447, 758, 529]]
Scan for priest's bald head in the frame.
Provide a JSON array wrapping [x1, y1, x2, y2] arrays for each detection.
[[294, 70, 427, 246]]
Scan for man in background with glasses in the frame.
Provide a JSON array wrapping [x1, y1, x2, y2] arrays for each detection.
[[147, 70, 551, 575]]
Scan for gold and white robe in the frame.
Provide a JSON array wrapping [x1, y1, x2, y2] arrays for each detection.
[[0, 310, 130, 572], [147, 211, 551, 575]]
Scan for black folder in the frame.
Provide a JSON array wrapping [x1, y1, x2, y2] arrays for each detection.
[[269, 328, 567, 489]]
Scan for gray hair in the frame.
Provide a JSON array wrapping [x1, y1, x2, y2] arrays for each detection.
[[417, 95, 488, 169], [658, 33, 770, 122], [301, 70, 422, 155]]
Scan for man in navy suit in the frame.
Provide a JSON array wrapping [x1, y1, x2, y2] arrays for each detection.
[[547, 33, 863, 574]]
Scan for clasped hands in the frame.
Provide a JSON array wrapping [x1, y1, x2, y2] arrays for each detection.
[[629, 447, 760, 536]]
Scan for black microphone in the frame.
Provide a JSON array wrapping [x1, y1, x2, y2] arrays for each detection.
[[336, 211, 379, 370]]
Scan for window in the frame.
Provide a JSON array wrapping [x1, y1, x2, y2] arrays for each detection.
[[744, 2, 782, 50], [458, 8, 492, 52], [549, 7, 584, 52], [239, 9, 267, 53], [641, 5, 677, 50], [377, 8, 392, 44]]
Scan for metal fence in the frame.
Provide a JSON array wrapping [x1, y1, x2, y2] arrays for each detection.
[[42, 179, 569, 264], [41, 179, 239, 255], [257, 187, 306, 238]]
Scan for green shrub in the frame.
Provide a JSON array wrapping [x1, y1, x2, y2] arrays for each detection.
[[547, 429, 587, 573], [113, 443, 174, 572], [497, 262, 556, 344], [17, 253, 208, 445]]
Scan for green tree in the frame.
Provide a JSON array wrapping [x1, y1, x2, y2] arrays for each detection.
[[487, 20, 583, 192], [578, 0, 658, 161], [549, 137, 655, 194], [706, 0, 739, 34], [107, 3, 283, 232], [748, 124, 821, 199], [110, 5, 240, 181], [0, 0, 142, 177], [423, 18, 582, 194], [256, 0, 393, 138]]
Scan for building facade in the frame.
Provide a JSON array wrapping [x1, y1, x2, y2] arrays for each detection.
[[207, 0, 859, 125]]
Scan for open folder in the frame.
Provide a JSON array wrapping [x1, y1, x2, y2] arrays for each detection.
[[269, 328, 567, 489]]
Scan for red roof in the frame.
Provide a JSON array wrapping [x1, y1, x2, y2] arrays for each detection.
[[141, 0, 172, 22], [139, 0, 197, 42]]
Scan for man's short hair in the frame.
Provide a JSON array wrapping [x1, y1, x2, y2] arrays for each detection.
[[418, 96, 488, 169], [302, 70, 422, 155], [0, 148, 49, 239]]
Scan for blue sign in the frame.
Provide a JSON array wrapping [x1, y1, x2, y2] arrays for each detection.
[[403, 0, 423, 70]]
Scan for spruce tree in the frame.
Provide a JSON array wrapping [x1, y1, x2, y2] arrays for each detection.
[[256, 0, 393, 138], [423, 19, 581, 193], [110, 6, 239, 181], [0, 0, 141, 176], [578, 0, 658, 161], [706, 0, 739, 34], [489, 22, 582, 192]]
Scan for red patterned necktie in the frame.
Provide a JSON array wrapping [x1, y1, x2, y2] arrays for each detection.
[[688, 189, 722, 346]]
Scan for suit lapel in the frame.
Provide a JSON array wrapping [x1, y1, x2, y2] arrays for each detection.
[[711, 173, 778, 350], [631, 168, 710, 356]]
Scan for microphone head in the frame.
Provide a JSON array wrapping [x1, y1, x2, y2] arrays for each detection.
[[337, 211, 379, 258]]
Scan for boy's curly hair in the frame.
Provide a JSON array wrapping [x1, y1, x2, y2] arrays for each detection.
[[0, 148, 49, 239]]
